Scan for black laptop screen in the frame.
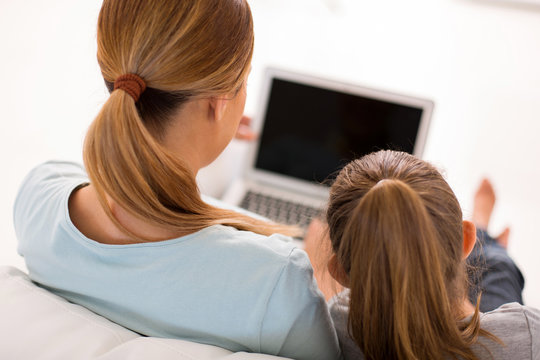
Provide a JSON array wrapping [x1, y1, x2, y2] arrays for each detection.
[[254, 78, 424, 184]]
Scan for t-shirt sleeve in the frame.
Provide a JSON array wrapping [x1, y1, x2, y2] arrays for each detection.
[[259, 248, 341, 360]]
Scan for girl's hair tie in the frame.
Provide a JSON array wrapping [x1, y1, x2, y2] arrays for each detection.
[[113, 73, 146, 102]]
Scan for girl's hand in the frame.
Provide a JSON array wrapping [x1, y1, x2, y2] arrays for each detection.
[[235, 115, 258, 141], [304, 218, 343, 300]]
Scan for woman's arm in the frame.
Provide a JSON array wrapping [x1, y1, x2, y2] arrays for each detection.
[[259, 248, 342, 360]]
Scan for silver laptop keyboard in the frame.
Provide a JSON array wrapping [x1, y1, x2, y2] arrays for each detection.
[[240, 190, 321, 228]]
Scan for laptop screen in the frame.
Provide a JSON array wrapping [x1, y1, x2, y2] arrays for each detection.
[[254, 78, 425, 184]]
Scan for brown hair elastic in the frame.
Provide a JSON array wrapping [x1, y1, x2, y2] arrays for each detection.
[[113, 73, 147, 102]]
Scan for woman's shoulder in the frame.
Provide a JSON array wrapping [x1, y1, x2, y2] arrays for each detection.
[[474, 303, 540, 359], [14, 161, 89, 239], [200, 195, 304, 262], [19, 160, 87, 186], [15, 161, 88, 209], [199, 223, 307, 266]]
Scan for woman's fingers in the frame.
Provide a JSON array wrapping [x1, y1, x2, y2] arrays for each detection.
[[234, 115, 258, 141]]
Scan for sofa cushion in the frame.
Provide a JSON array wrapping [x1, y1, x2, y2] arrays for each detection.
[[0, 266, 289, 360]]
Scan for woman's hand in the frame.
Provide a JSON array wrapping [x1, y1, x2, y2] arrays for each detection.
[[234, 115, 257, 141]]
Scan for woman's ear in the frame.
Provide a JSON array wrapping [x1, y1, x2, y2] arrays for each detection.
[[328, 254, 350, 288], [462, 220, 477, 259], [208, 97, 228, 122]]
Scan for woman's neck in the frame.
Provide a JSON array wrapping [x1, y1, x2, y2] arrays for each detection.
[[69, 184, 187, 245]]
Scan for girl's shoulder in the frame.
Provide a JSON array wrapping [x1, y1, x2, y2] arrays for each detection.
[[474, 303, 540, 359], [479, 302, 540, 332]]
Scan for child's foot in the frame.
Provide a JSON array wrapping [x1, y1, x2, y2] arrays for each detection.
[[472, 178, 496, 230], [495, 227, 510, 249]]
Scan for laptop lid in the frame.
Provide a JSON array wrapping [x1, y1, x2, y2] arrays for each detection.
[[226, 67, 434, 204]]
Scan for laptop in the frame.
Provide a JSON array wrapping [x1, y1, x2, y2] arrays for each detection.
[[222, 67, 434, 230]]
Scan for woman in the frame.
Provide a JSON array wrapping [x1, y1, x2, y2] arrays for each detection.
[[13, 1, 340, 359], [324, 150, 539, 359]]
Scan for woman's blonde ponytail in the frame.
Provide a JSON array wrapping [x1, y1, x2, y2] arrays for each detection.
[[84, 0, 301, 241]]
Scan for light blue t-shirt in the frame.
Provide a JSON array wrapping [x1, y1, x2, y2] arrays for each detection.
[[14, 161, 341, 360]]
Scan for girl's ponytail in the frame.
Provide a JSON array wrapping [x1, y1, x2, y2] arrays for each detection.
[[327, 151, 498, 360], [344, 179, 467, 359]]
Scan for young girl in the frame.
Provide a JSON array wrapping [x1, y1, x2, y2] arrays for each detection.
[[324, 150, 539, 359], [13, 1, 340, 359]]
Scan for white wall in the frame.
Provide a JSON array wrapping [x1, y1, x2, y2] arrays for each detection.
[[1, 0, 539, 307]]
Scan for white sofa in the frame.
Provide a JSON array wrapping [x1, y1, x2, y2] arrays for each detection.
[[0, 266, 290, 360]]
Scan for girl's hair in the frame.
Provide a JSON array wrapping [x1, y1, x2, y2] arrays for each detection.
[[326, 150, 495, 360], [84, 0, 300, 240]]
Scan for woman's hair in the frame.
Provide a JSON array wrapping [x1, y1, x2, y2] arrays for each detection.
[[84, 0, 300, 240], [326, 150, 495, 360]]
